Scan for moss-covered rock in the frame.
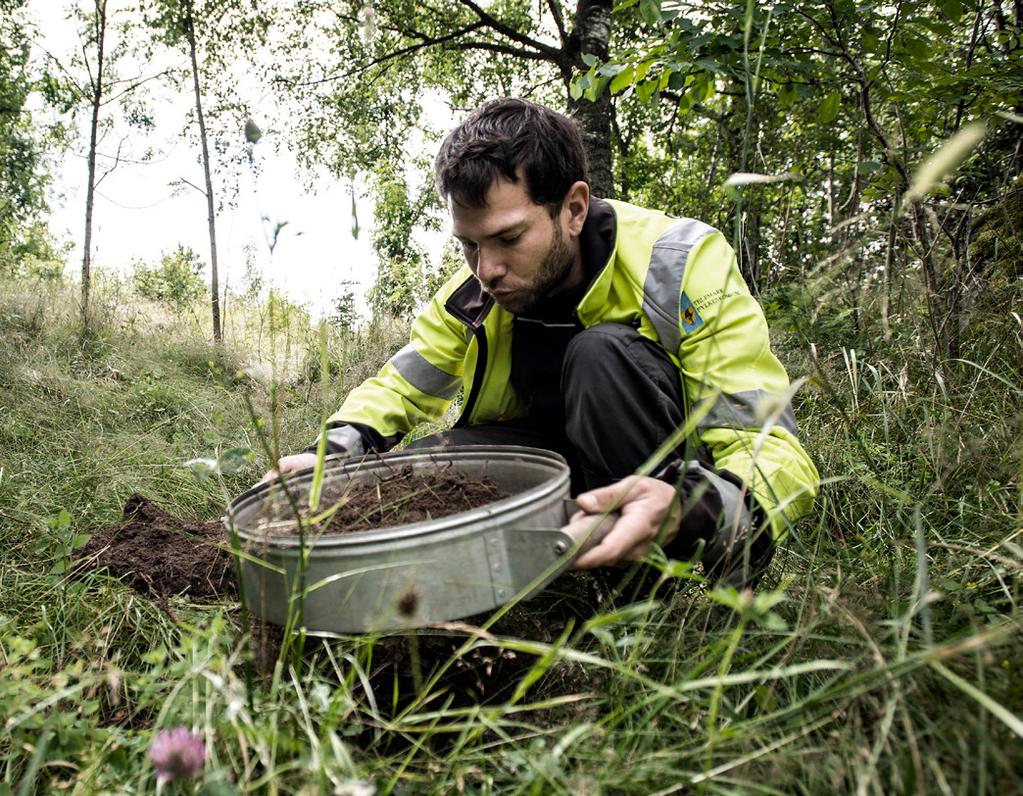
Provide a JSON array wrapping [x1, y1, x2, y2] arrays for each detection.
[[971, 175, 1023, 282]]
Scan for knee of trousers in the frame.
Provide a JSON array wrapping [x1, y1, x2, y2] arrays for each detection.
[[562, 322, 645, 378], [561, 323, 685, 472]]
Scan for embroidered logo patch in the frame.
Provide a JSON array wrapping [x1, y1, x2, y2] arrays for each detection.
[[680, 292, 704, 334]]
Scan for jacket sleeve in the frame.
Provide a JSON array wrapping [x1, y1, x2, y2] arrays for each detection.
[[320, 267, 474, 454], [675, 231, 819, 544]]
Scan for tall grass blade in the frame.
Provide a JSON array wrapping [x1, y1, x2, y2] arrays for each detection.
[[931, 662, 1023, 737]]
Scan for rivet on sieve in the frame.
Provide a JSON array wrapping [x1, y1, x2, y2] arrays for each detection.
[[554, 541, 568, 555]]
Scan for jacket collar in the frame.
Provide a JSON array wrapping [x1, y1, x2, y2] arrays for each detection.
[[445, 274, 494, 329], [576, 197, 618, 325]]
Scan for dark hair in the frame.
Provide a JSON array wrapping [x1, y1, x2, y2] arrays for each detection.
[[434, 98, 588, 212]]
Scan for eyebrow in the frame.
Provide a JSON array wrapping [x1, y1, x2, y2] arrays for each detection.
[[454, 222, 526, 243]]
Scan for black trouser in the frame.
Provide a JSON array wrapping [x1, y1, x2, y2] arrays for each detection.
[[408, 323, 686, 495]]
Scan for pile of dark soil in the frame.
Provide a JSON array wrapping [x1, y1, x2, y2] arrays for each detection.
[[73, 493, 236, 600], [310, 466, 508, 535]]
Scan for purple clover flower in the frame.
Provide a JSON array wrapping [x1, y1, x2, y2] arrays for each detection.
[[149, 726, 206, 784]]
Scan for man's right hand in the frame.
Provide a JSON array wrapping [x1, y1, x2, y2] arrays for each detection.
[[258, 452, 320, 485]]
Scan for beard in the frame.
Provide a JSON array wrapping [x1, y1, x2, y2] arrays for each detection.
[[491, 221, 575, 315]]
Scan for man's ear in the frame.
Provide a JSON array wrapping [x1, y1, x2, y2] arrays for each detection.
[[563, 180, 590, 237]]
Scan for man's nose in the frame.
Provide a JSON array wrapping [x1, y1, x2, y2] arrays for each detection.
[[475, 246, 506, 285]]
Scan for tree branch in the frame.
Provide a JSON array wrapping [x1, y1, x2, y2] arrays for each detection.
[[100, 70, 171, 106], [546, 0, 568, 45], [177, 176, 208, 198], [453, 0, 564, 62], [281, 22, 486, 87], [93, 137, 124, 189], [451, 40, 554, 61]]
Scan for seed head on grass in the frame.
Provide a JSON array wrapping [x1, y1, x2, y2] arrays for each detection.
[[149, 726, 205, 784]]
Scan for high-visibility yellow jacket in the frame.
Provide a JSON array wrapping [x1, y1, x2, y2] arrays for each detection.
[[327, 199, 819, 540]]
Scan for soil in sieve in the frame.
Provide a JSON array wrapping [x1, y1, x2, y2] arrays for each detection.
[[275, 466, 510, 536], [73, 493, 236, 600]]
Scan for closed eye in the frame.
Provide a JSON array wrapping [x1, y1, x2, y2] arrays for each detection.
[[499, 234, 522, 245]]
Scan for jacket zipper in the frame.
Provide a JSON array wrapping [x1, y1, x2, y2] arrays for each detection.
[[453, 324, 487, 428]]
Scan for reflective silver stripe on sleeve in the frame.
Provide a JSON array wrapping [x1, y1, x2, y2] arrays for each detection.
[[391, 343, 460, 399], [697, 389, 799, 436], [319, 424, 365, 457], [642, 217, 716, 352], [685, 460, 751, 565]]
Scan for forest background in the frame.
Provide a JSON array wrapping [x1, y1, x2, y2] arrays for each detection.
[[1, 0, 1022, 793]]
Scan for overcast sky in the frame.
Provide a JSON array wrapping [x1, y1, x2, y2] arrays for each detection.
[[25, 1, 448, 319]]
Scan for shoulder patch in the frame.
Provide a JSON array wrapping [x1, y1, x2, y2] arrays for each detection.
[[680, 292, 704, 334]]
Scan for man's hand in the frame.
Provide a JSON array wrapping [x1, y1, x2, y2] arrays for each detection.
[[257, 452, 320, 486], [563, 475, 682, 569]]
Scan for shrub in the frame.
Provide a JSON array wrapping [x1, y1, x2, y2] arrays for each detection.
[[131, 245, 205, 309]]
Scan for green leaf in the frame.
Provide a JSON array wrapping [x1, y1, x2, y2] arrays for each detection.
[[697, 74, 716, 102], [581, 52, 598, 67], [70, 534, 91, 550], [636, 77, 659, 103], [47, 509, 72, 532], [639, 0, 662, 26], [817, 91, 841, 124], [597, 62, 627, 77], [610, 64, 636, 94], [754, 683, 774, 710], [571, 71, 592, 100], [901, 34, 931, 60], [857, 160, 882, 174], [939, 0, 963, 24], [585, 75, 609, 101]]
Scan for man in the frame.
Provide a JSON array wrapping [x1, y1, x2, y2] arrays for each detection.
[[267, 98, 818, 584]]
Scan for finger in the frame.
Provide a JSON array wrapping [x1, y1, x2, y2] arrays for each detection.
[[572, 512, 653, 569], [255, 469, 278, 486], [575, 475, 643, 514], [563, 511, 618, 554]]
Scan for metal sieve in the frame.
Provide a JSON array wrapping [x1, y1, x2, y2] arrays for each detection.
[[224, 445, 601, 634]]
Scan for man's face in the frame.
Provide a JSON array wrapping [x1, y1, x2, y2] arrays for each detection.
[[450, 177, 577, 315]]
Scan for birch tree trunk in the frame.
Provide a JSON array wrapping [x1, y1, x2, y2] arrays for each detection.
[[566, 0, 614, 199], [81, 0, 107, 326], [184, 0, 221, 342]]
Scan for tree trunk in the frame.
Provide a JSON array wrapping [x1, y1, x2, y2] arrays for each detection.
[[566, 0, 614, 199], [185, 0, 221, 342], [81, 0, 107, 326]]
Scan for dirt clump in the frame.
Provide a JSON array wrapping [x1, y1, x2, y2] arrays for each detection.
[[74, 493, 236, 600]]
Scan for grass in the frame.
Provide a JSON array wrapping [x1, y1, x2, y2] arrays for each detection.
[[0, 270, 1020, 795]]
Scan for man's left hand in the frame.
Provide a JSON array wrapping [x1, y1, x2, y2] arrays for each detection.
[[563, 475, 682, 569]]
